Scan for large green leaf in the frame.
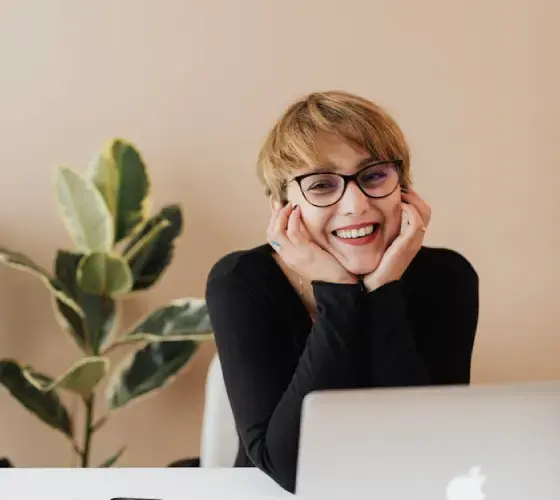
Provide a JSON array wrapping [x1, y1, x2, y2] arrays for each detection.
[[86, 138, 151, 243], [122, 205, 183, 291], [54, 251, 116, 354], [85, 144, 119, 219], [54, 166, 114, 253], [24, 357, 110, 399], [0, 359, 73, 438], [77, 252, 133, 297], [0, 247, 84, 320], [106, 340, 200, 410], [117, 298, 212, 345]]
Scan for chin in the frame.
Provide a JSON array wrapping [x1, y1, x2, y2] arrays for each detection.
[[328, 240, 385, 277], [342, 257, 382, 277]]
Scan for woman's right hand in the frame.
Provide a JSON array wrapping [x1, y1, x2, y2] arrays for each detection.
[[267, 201, 357, 285]]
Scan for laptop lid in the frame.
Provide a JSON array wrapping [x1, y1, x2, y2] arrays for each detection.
[[296, 380, 560, 500]]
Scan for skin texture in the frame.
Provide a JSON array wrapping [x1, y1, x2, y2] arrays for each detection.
[[266, 134, 431, 298]]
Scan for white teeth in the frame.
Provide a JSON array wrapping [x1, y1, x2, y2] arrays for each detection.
[[334, 225, 376, 239]]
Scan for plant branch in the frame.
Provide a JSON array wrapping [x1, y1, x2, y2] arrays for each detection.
[[81, 394, 95, 467], [72, 441, 84, 458], [91, 414, 109, 433]]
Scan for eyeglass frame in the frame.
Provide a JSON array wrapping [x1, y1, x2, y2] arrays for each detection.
[[283, 159, 403, 208]]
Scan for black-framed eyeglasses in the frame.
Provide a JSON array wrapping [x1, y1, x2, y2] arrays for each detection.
[[286, 159, 403, 208]]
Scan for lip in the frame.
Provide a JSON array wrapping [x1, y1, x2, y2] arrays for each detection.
[[331, 221, 379, 232], [331, 223, 381, 247]]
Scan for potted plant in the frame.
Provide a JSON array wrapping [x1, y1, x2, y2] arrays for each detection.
[[0, 138, 213, 467]]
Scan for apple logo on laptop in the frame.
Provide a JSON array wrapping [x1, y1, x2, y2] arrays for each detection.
[[446, 466, 486, 500]]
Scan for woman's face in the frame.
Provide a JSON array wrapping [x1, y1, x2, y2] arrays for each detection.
[[285, 134, 403, 276]]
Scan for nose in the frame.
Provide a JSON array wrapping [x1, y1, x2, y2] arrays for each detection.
[[338, 180, 370, 215]]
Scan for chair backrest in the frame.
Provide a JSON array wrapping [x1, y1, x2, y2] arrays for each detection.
[[200, 353, 239, 467]]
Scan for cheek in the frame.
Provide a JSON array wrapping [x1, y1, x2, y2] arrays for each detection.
[[382, 200, 403, 239], [300, 207, 331, 242]]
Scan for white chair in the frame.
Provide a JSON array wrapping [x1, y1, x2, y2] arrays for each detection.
[[200, 353, 239, 467]]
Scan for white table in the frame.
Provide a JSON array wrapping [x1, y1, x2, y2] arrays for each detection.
[[0, 467, 294, 500]]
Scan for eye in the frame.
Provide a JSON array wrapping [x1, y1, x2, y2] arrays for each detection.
[[360, 164, 391, 185], [308, 180, 336, 190], [364, 171, 385, 181], [302, 174, 340, 192]]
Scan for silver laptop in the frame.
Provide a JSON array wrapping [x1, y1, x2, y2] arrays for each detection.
[[296, 380, 560, 499]]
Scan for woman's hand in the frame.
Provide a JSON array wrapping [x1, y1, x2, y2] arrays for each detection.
[[363, 188, 431, 292], [267, 200, 357, 285]]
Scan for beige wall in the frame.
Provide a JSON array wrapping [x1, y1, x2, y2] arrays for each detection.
[[0, 0, 558, 467]]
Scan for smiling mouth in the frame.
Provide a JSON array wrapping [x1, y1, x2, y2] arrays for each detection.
[[332, 223, 380, 240]]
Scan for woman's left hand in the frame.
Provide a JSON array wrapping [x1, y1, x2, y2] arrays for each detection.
[[363, 188, 431, 292]]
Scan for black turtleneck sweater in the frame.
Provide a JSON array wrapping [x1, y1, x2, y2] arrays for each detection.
[[205, 244, 479, 493]]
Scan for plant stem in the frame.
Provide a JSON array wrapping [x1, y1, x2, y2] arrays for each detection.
[[72, 441, 83, 458], [91, 414, 109, 433], [81, 394, 95, 467]]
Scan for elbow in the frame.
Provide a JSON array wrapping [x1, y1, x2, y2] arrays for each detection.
[[244, 436, 298, 494]]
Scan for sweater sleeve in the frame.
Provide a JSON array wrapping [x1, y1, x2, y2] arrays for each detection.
[[363, 249, 479, 387], [205, 259, 367, 493], [363, 281, 431, 386]]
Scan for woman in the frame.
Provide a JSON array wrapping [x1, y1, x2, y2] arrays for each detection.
[[205, 90, 479, 493]]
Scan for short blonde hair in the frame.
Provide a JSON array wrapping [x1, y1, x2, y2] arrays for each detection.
[[257, 90, 411, 200]]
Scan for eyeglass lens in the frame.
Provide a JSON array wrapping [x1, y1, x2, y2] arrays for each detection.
[[300, 161, 400, 207]]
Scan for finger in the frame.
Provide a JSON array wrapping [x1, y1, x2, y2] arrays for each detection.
[[401, 188, 426, 210], [286, 205, 307, 245], [268, 230, 288, 252], [268, 203, 293, 251], [402, 187, 430, 216], [267, 200, 287, 233], [401, 202, 426, 237], [286, 205, 302, 243], [266, 198, 283, 233], [401, 189, 431, 227], [268, 196, 284, 216], [273, 202, 293, 235]]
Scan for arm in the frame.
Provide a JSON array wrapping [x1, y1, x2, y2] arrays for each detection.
[[364, 249, 479, 387], [205, 261, 367, 493], [411, 249, 479, 385], [363, 280, 431, 387]]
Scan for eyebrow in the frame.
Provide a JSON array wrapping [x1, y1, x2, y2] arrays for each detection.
[[305, 155, 378, 175]]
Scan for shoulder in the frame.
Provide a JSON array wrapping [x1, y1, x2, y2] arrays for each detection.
[[418, 247, 478, 278], [205, 243, 282, 304], [405, 247, 479, 346], [207, 243, 275, 284], [205, 244, 286, 349], [411, 246, 478, 286]]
